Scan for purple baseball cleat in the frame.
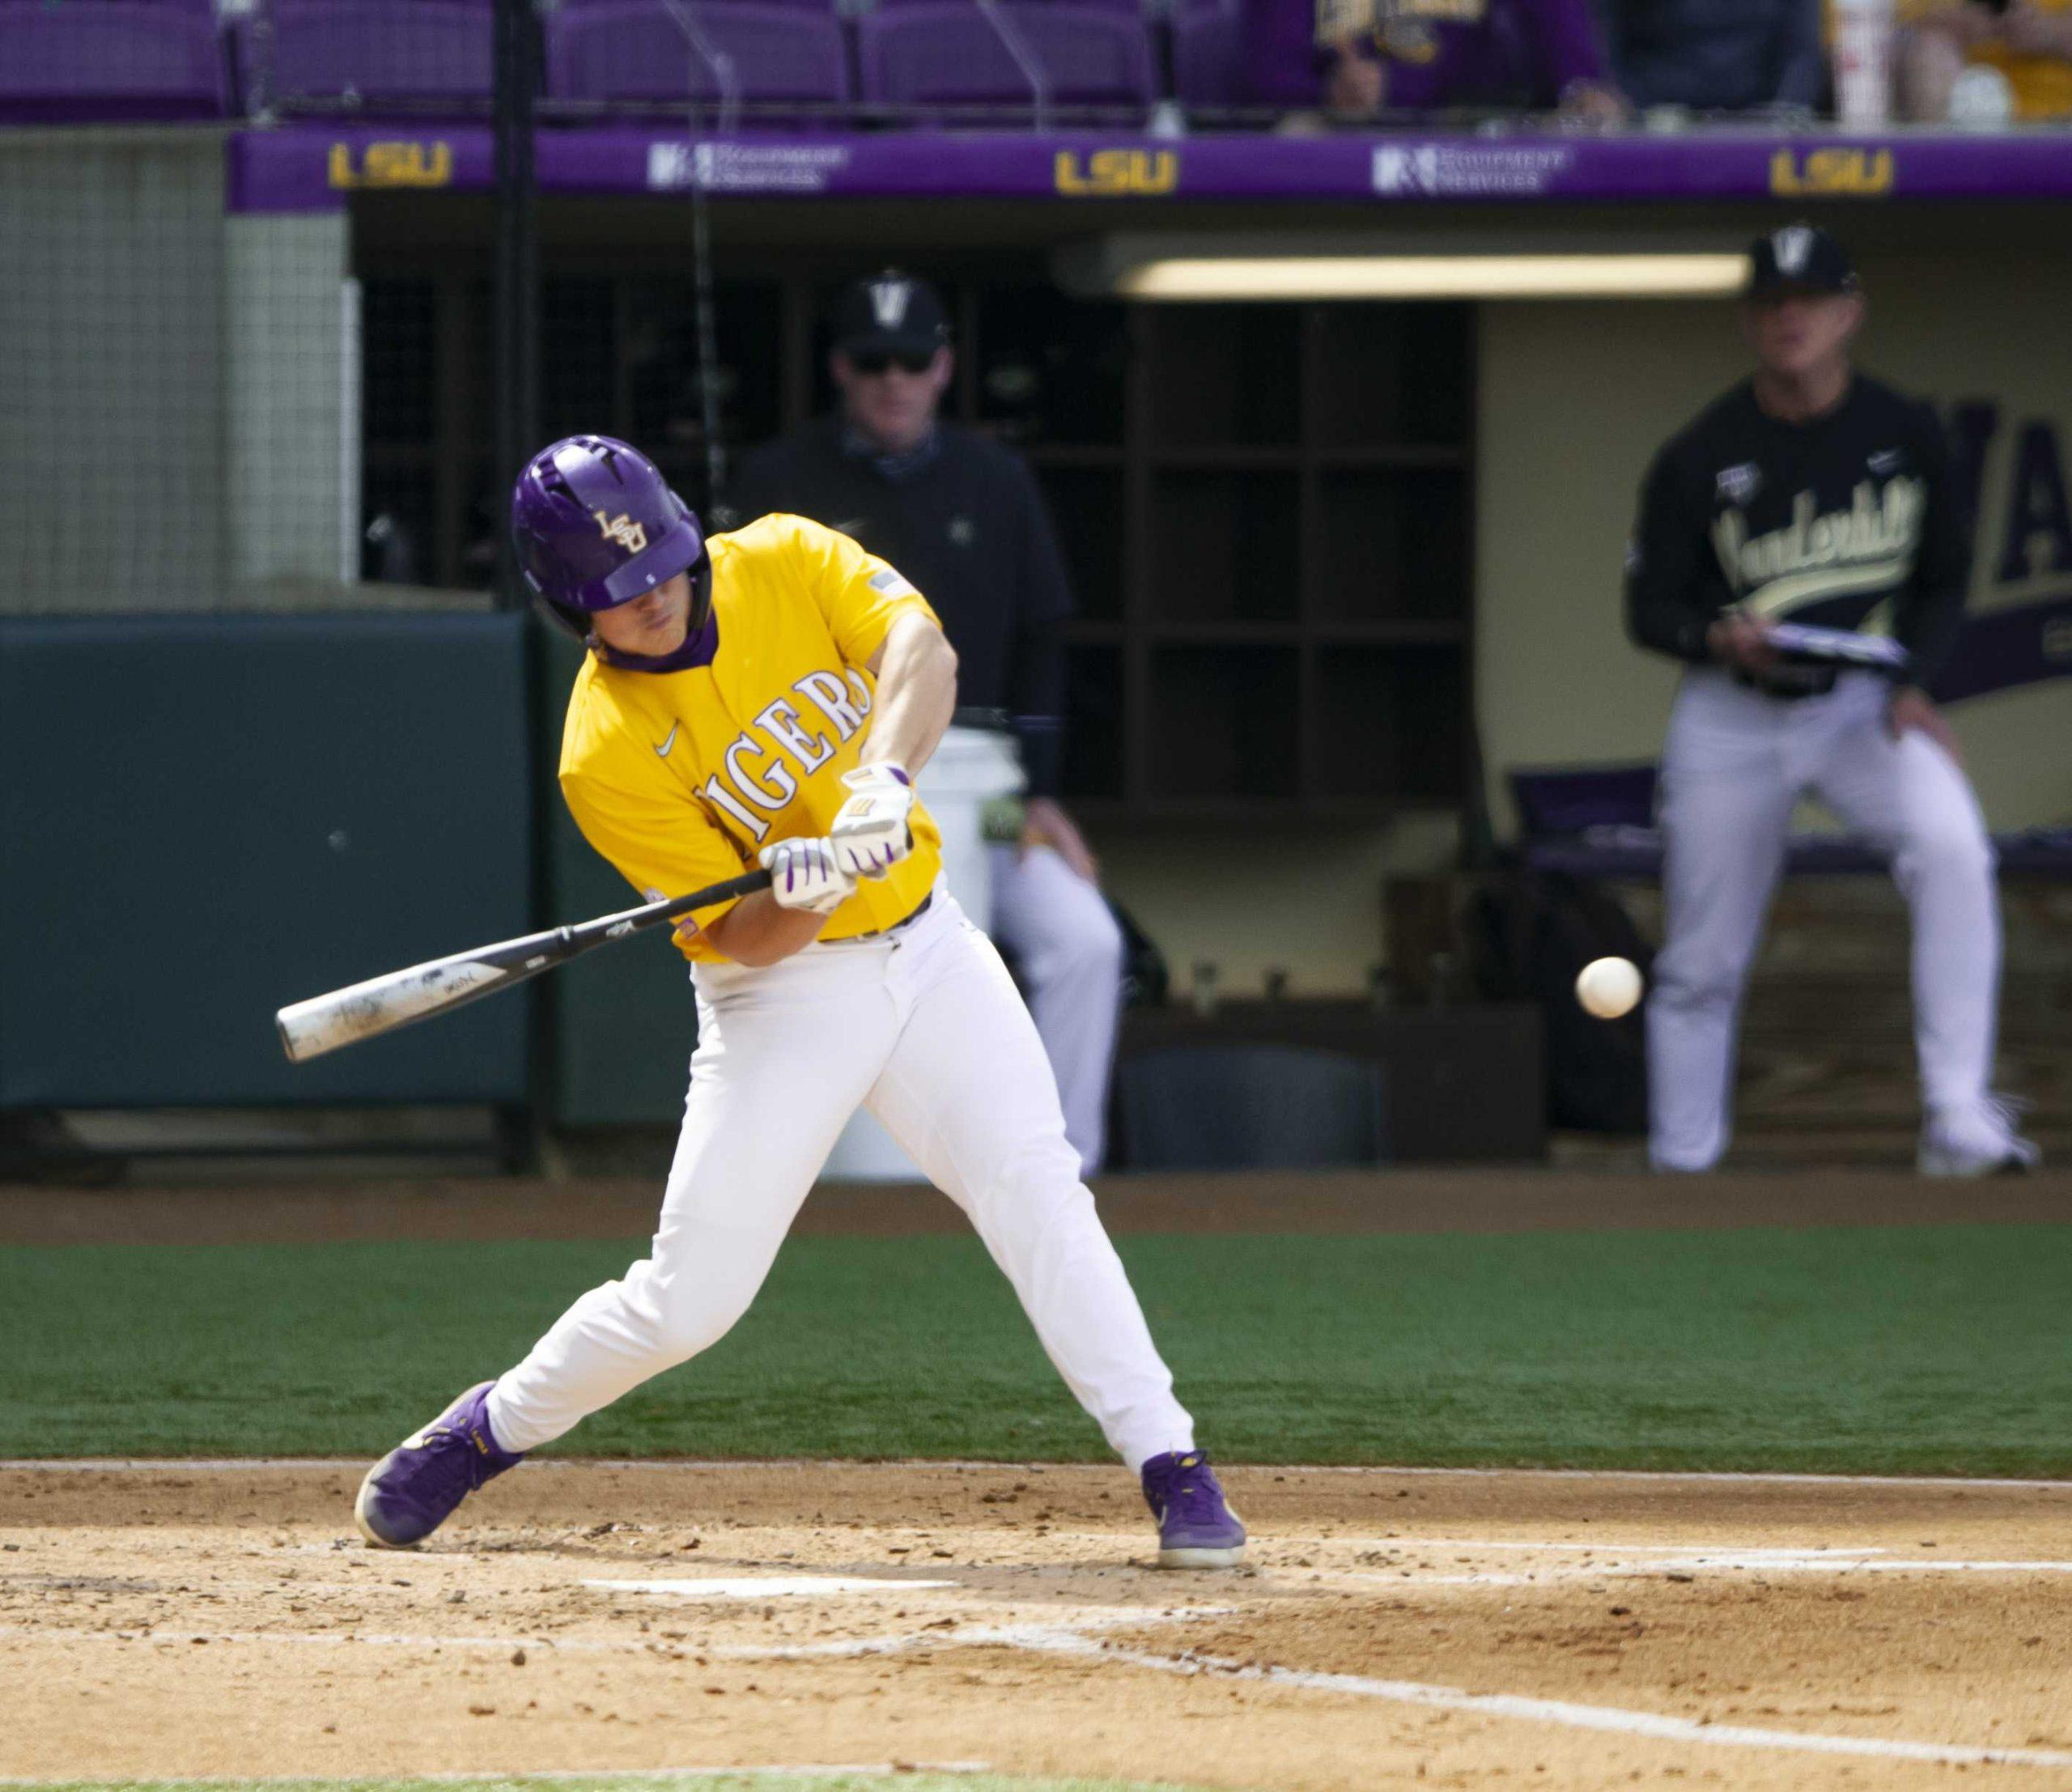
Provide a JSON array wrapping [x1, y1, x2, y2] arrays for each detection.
[[355, 1381, 525, 1548], [1140, 1450, 1246, 1569]]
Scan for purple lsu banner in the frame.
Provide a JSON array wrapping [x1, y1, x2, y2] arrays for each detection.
[[233, 125, 2072, 214]]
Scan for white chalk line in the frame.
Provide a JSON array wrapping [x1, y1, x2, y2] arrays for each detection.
[[6, 1602, 2070, 1773], [0, 1606, 1231, 1660], [1327, 1543, 2072, 1586], [962, 1624, 2072, 1771], [1344, 1562, 2072, 1589], [4, 1458, 2069, 1490], [582, 1577, 956, 1600]]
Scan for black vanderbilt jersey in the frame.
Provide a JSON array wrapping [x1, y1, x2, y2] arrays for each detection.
[[1624, 374, 1972, 689]]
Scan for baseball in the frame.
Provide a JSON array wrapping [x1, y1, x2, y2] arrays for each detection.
[[1576, 956, 1644, 1020]]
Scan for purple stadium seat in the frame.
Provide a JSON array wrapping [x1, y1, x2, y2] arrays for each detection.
[[1171, 0, 1243, 106], [856, 2, 1151, 110], [546, 1, 848, 109], [265, 0, 491, 111], [1006, 4, 1154, 103], [0, 3, 227, 121], [855, 6, 1034, 108], [873, 0, 1144, 8]]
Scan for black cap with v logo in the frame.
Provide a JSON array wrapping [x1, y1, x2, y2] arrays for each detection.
[[831, 270, 952, 358], [1746, 223, 1860, 298]]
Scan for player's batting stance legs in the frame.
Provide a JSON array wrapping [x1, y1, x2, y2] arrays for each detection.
[[354, 433, 1241, 1569], [485, 904, 1189, 1475]]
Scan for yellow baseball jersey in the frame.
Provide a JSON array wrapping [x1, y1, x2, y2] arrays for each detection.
[[559, 513, 945, 963]]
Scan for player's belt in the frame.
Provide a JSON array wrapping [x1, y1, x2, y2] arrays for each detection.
[[1734, 665, 1838, 699], [821, 890, 933, 945]]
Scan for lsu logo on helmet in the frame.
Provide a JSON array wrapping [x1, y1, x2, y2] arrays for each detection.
[[594, 510, 649, 554]]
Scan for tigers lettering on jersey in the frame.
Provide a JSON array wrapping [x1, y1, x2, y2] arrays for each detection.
[[558, 512, 944, 961], [697, 669, 875, 843]]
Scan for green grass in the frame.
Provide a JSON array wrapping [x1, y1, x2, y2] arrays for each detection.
[[4, 1226, 2070, 1475]]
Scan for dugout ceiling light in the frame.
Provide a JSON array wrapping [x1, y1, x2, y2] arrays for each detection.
[[1117, 254, 1749, 302], [1058, 236, 1752, 302]]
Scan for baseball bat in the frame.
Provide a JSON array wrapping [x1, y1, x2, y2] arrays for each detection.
[[275, 867, 774, 1064]]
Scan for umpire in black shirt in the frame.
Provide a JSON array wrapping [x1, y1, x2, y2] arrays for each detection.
[[726, 272, 1125, 1174], [1624, 223, 2032, 1178]]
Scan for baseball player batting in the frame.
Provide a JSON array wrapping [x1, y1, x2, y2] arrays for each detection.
[[1626, 224, 2037, 1177], [353, 435, 1245, 1569]]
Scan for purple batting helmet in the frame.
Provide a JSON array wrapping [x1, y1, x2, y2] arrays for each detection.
[[510, 435, 708, 639]]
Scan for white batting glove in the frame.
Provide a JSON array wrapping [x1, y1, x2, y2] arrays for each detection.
[[830, 762, 915, 880], [758, 836, 856, 916]]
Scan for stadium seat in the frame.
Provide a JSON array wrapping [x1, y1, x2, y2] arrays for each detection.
[[1171, 0, 1244, 108], [263, 0, 492, 112], [546, 1, 849, 111], [1008, 4, 1156, 103], [871, 0, 1146, 8], [0, 2, 227, 121], [855, 6, 1036, 109], [856, 2, 1153, 111]]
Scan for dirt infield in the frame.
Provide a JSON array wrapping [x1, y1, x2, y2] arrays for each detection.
[[5, 1463, 2070, 1789], [6, 1168, 2072, 1248]]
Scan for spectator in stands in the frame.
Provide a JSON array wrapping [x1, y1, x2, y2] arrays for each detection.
[[1246, 0, 1627, 122], [724, 273, 1125, 1176], [1896, 1, 2072, 121], [1599, 0, 1824, 116]]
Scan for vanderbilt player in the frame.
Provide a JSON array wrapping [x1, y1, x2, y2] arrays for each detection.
[[1625, 224, 2037, 1176]]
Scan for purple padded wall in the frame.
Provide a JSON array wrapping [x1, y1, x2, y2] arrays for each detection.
[[546, 1, 848, 106], [0, 3, 227, 121]]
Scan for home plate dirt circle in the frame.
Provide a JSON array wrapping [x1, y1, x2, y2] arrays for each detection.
[[3, 1461, 2070, 1790]]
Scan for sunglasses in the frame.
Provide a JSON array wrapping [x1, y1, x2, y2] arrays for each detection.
[[848, 350, 936, 376]]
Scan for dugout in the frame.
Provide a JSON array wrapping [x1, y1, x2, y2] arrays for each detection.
[[3, 123, 2070, 1152], [331, 173, 2072, 1136]]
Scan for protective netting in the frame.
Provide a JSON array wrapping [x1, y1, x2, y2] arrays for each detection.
[[0, 129, 363, 615]]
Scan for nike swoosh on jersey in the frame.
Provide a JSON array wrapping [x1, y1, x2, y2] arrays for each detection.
[[1868, 448, 1902, 473], [654, 723, 680, 758]]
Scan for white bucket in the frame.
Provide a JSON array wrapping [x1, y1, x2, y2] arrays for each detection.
[[822, 724, 1026, 1180]]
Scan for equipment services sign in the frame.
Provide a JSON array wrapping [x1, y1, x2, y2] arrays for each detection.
[[648, 142, 852, 194], [1371, 143, 1574, 197]]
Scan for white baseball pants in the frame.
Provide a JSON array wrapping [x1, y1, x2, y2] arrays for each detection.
[[486, 889, 1195, 1470], [1649, 669, 2001, 1172], [987, 843, 1126, 1177]]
